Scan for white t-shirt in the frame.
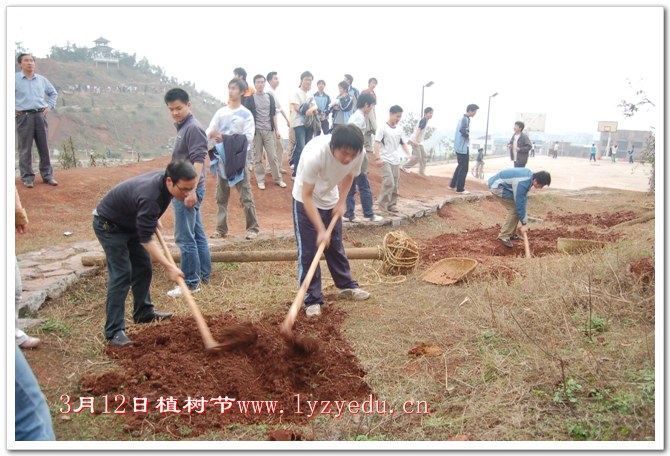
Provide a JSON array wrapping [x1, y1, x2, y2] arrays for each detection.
[[375, 122, 407, 165], [292, 134, 364, 209], [348, 109, 366, 133], [289, 88, 316, 128]]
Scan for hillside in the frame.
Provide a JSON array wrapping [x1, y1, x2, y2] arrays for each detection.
[[18, 58, 222, 162]]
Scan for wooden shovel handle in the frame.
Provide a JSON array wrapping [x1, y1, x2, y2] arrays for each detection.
[[522, 231, 531, 259], [155, 228, 218, 349], [282, 214, 340, 332]]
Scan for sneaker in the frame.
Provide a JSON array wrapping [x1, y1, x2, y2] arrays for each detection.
[[210, 232, 227, 239], [277, 181, 287, 188], [338, 288, 371, 301], [456, 190, 470, 194], [258, 182, 266, 190], [342, 215, 361, 223], [305, 304, 322, 317], [17, 336, 41, 349], [363, 214, 383, 222], [245, 231, 258, 240], [23, 180, 34, 188], [387, 206, 399, 213], [108, 330, 133, 347], [280, 168, 288, 174], [167, 285, 201, 298], [499, 238, 513, 248], [44, 178, 59, 186], [510, 234, 522, 241]]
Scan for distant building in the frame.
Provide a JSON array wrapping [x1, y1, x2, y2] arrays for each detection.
[[599, 129, 652, 159], [92, 37, 119, 68]]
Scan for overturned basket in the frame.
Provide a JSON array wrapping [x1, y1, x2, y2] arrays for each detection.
[[421, 257, 478, 285], [557, 237, 608, 254]]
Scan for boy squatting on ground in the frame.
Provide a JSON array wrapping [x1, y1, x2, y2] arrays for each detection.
[[292, 124, 372, 317], [487, 167, 551, 248]]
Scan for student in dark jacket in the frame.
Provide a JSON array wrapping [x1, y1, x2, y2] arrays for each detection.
[[93, 160, 198, 346], [507, 121, 533, 168]]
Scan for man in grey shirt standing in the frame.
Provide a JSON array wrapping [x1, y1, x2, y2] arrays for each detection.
[[15, 53, 58, 188], [243, 75, 287, 190]]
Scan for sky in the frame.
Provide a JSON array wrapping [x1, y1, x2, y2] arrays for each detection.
[[6, 4, 664, 141]]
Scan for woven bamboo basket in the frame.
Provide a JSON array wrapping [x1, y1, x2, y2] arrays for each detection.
[[421, 257, 478, 285]]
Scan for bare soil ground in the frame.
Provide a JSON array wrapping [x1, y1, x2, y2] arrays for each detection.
[[17, 159, 656, 443]]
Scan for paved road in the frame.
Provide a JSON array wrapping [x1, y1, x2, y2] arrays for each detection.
[[428, 155, 651, 192]]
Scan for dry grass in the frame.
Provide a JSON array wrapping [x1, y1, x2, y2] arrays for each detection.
[[24, 191, 656, 441]]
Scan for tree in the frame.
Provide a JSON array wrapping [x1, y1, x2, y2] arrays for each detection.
[[399, 112, 435, 141], [618, 80, 655, 193]]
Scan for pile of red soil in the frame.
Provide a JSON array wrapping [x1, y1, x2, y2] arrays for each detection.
[[79, 307, 371, 437], [545, 210, 639, 228], [417, 214, 627, 283], [627, 257, 655, 285]]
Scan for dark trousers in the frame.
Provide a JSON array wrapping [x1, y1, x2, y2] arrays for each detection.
[[320, 119, 330, 135], [514, 152, 528, 168], [590, 153, 597, 162], [16, 112, 53, 182], [450, 151, 470, 192], [292, 199, 358, 305], [93, 216, 155, 339]]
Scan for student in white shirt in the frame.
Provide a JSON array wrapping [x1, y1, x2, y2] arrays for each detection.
[[292, 125, 372, 317], [373, 105, 411, 213]]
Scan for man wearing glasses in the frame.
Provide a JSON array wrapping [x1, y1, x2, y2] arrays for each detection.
[[163, 88, 211, 298], [92, 160, 197, 346]]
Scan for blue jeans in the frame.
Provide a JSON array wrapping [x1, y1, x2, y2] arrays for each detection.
[[345, 173, 375, 219], [291, 126, 313, 177], [93, 216, 156, 339], [15, 346, 55, 441], [173, 185, 211, 288]]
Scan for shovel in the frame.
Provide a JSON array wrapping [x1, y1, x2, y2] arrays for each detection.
[[522, 231, 531, 259], [155, 228, 256, 352], [280, 214, 339, 354]]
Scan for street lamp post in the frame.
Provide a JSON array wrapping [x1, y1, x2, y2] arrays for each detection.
[[420, 81, 434, 118], [483, 92, 498, 157]]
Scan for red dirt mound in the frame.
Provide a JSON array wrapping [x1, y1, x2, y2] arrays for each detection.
[[545, 210, 639, 228], [78, 308, 371, 437]]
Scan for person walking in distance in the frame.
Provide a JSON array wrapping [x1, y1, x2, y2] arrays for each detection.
[[402, 107, 434, 175], [449, 103, 479, 194], [590, 143, 597, 162], [292, 124, 372, 318], [343, 93, 383, 223], [507, 121, 532, 168], [15, 53, 58, 188], [206, 79, 260, 241], [163, 88, 211, 298], [374, 105, 411, 213]]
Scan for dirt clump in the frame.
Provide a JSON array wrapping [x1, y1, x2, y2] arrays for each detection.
[[627, 257, 654, 285], [78, 308, 371, 437], [545, 210, 639, 228]]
